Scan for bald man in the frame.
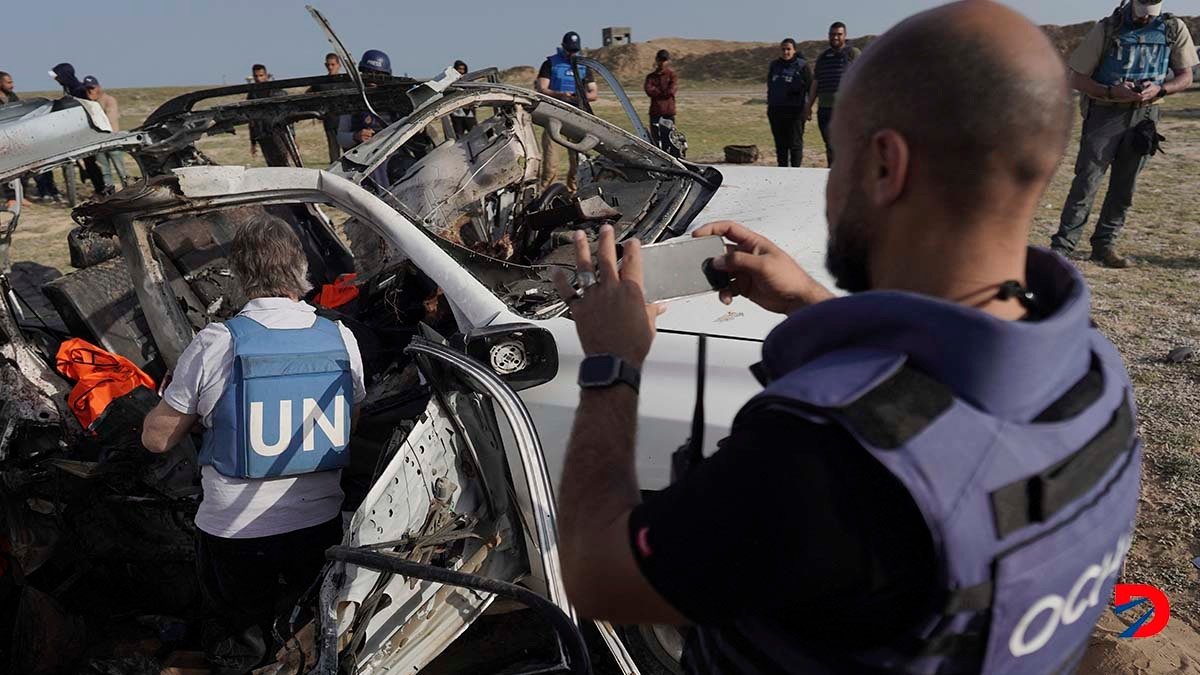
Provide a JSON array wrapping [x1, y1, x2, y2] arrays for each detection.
[[551, 2, 1142, 674]]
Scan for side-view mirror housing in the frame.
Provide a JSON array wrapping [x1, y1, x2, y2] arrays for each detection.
[[460, 323, 559, 392]]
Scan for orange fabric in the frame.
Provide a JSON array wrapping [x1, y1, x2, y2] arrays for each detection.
[[316, 273, 360, 309], [55, 338, 156, 432]]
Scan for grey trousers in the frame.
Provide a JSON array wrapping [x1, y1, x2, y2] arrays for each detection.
[[1053, 103, 1160, 251]]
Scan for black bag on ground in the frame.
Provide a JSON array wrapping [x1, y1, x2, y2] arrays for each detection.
[[724, 144, 759, 164]]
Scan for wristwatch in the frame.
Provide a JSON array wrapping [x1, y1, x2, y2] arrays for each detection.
[[578, 354, 641, 393]]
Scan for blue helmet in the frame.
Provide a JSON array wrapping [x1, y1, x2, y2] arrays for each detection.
[[561, 31, 582, 54], [359, 49, 392, 76]]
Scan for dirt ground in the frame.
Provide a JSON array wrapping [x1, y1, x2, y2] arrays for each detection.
[[8, 83, 1200, 672]]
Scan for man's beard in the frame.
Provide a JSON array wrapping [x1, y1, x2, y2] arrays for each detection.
[[826, 183, 873, 293]]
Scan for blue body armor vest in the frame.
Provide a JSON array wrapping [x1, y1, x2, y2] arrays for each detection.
[[698, 249, 1142, 674], [547, 48, 587, 94], [199, 315, 353, 480], [1093, 12, 1172, 86]]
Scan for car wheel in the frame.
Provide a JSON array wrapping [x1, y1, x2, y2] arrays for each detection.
[[617, 623, 685, 675]]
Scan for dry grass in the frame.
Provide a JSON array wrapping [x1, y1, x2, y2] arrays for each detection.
[[10, 84, 1200, 633]]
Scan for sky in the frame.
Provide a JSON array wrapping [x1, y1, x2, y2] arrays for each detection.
[[5, 0, 1200, 91]]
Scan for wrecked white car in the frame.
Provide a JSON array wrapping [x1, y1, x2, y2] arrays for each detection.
[[0, 20, 833, 674]]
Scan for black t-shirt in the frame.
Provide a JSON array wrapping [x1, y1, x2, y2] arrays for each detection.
[[537, 59, 596, 87], [628, 409, 937, 672]]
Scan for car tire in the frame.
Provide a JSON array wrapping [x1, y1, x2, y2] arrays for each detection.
[[616, 623, 685, 675]]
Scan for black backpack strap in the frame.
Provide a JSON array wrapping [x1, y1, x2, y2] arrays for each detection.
[[745, 364, 955, 450], [835, 366, 955, 450], [1163, 13, 1183, 44], [990, 391, 1136, 539]]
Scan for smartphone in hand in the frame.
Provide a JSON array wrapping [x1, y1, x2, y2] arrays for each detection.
[[623, 236, 731, 304]]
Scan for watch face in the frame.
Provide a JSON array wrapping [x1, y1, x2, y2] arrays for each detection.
[[579, 356, 619, 385]]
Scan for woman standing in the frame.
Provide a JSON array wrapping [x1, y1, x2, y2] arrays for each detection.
[[766, 39, 811, 167]]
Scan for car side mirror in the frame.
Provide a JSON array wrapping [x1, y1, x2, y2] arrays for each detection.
[[461, 323, 559, 392]]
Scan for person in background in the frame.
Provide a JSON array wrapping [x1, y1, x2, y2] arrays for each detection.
[[535, 31, 598, 192], [1051, 0, 1197, 268], [766, 38, 811, 167], [0, 72, 17, 105], [807, 22, 861, 166], [50, 63, 107, 194], [550, 2, 1143, 674], [307, 53, 348, 163], [247, 64, 287, 158], [2, 71, 61, 204], [337, 50, 395, 152], [83, 76, 124, 188], [1, 72, 25, 207], [449, 60, 478, 138], [143, 215, 365, 673], [337, 50, 433, 188], [643, 50, 678, 153]]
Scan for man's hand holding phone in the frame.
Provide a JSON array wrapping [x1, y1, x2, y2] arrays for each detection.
[[692, 220, 834, 314], [553, 225, 665, 368], [1110, 81, 1142, 102]]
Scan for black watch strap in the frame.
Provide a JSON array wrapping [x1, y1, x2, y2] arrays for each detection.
[[578, 354, 641, 393]]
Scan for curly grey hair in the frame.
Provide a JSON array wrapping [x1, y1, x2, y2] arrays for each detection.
[[230, 214, 311, 300]]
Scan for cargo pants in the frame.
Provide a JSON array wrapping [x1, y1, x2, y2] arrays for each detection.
[[1052, 102, 1161, 252], [540, 129, 579, 193]]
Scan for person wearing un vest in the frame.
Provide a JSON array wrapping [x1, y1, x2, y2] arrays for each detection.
[[1051, 0, 1197, 268], [535, 31, 598, 193], [551, 3, 1143, 674], [766, 39, 813, 168], [143, 216, 366, 673], [807, 22, 861, 167]]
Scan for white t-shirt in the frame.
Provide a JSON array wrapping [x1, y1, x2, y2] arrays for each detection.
[[164, 298, 367, 539]]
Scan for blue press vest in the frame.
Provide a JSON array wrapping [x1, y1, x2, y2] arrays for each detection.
[[547, 48, 587, 94], [199, 315, 353, 479], [1093, 13, 1172, 86], [691, 250, 1142, 674]]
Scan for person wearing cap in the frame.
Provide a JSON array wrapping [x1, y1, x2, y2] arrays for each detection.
[[1051, 0, 1197, 268], [807, 22, 861, 167], [535, 31, 598, 192], [449, 60, 478, 138], [83, 76, 124, 187], [246, 64, 288, 158], [644, 50, 678, 153], [50, 64, 108, 194]]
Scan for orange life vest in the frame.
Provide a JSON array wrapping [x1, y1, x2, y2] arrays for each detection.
[[55, 338, 156, 432]]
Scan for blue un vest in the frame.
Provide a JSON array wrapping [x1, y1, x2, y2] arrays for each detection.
[[199, 315, 353, 480], [695, 249, 1142, 674], [547, 48, 587, 94], [1093, 13, 1172, 86]]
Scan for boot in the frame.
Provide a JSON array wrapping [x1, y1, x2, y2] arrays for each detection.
[[1089, 246, 1133, 269]]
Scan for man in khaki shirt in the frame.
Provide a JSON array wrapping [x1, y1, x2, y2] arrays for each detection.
[[84, 76, 124, 190], [1051, 0, 1197, 268]]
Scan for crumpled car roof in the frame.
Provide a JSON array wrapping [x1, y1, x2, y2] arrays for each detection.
[[0, 97, 146, 182]]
